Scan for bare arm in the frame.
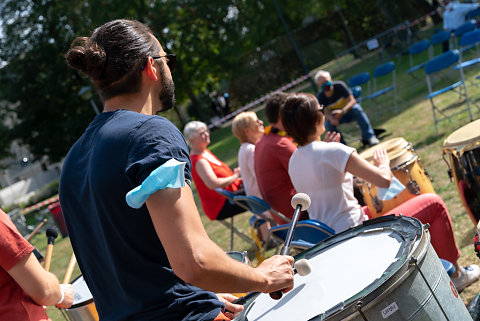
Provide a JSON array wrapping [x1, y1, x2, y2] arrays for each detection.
[[195, 158, 240, 190], [146, 185, 294, 294], [331, 94, 356, 119], [345, 150, 392, 188], [8, 252, 74, 308]]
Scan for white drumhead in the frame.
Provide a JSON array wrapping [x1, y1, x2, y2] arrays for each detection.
[[242, 230, 403, 321], [71, 275, 93, 306]]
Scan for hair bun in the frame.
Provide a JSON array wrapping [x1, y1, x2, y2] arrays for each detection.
[[84, 43, 106, 79], [65, 37, 106, 80]]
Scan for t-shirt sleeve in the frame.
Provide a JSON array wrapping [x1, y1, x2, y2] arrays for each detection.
[[336, 81, 352, 98], [0, 215, 34, 271], [125, 117, 192, 187], [321, 142, 355, 173]]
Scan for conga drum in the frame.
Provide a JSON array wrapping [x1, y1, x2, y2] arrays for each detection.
[[63, 275, 99, 321], [358, 137, 435, 217], [443, 119, 480, 225], [234, 216, 472, 321]]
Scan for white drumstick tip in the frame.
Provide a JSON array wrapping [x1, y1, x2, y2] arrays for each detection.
[[291, 193, 311, 211], [294, 258, 312, 276]]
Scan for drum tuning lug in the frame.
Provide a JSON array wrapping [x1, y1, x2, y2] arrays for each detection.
[[423, 223, 430, 230], [406, 180, 420, 195], [355, 301, 364, 309], [409, 257, 418, 265], [372, 196, 383, 213]]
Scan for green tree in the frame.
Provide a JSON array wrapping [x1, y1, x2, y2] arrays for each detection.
[[0, 0, 439, 163]]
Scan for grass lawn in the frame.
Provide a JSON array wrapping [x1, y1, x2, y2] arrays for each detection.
[[30, 22, 480, 320]]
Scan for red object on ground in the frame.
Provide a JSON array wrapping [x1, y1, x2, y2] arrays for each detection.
[[48, 202, 68, 238]]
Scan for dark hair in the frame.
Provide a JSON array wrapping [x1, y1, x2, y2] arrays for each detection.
[[65, 19, 160, 100], [264, 92, 289, 124], [281, 93, 322, 146]]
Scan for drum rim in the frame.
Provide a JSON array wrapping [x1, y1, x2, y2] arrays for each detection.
[[67, 275, 95, 309], [443, 141, 480, 154], [443, 119, 480, 149], [359, 137, 410, 161]]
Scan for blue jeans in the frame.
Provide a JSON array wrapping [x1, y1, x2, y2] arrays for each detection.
[[325, 103, 375, 143]]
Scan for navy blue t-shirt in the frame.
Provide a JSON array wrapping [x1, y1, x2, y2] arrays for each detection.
[[59, 110, 224, 321]]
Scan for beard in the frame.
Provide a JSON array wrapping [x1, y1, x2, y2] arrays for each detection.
[[158, 62, 176, 112]]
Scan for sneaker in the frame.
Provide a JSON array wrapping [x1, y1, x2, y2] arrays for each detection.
[[367, 136, 380, 146], [451, 264, 480, 292]]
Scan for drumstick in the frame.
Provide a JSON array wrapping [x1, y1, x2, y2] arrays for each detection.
[[62, 253, 77, 284], [43, 227, 59, 272], [269, 193, 311, 300], [231, 259, 312, 305], [26, 218, 48, 242]]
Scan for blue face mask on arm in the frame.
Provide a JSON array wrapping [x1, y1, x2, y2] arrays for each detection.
[[377, 176, 406, 201]]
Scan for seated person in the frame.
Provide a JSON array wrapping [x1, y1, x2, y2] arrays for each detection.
[[254, 92, 302, 224], [281, 92, 480, 292], [0, 208, 74, 320], [232, 111, 273, 245], [443, 1, 480, 51], [315, 70, 379, 146], [184, 121, 245, 221]]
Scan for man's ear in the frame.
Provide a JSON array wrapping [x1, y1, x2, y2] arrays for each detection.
[[144, 57, 159, 81]]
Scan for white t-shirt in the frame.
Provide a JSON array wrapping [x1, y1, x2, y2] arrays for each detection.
[[238, 142, 262, 198], [288, 141, 367, 233]]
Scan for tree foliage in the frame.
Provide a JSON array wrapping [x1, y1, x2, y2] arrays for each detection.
[[0, 0, 439, 162]]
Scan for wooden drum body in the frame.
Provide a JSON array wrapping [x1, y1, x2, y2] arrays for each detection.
[[443, 119, 480, 225], [358, 138, 435, 218]]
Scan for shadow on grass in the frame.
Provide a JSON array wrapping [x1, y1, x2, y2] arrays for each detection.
[[414, 133, 444, 150]]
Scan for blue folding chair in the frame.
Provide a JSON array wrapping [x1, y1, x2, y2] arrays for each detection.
[[348, 72, 371, 103], [407, 40, 431, 82], [429, 30, 451, 57], [369, 61, 397, 119], [233, 194, 291, 224], [466, 8, 480, 20], [269, 219, 335, 251], [214, 188, 257, 252], [233, 194, 292, 259], [453, 20, 477, 49], [424, 50, 474, 133], [455, 29, 480, 71]]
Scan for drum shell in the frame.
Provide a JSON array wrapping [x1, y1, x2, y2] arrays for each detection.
[[359, 138, 435, 217], [64, 275, 99, 321], [324, 234, 470, 320]]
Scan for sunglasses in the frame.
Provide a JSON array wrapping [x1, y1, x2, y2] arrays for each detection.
[[151, 54, 177, 72], [318, 105, 324, 114]]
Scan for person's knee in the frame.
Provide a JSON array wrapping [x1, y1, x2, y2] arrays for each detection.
[[416, 193, 448, 215], [351, 103, 364, 113]]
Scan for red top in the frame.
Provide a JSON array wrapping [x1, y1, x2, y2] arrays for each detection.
[[254, 132, 297, 224], [0, 209, 51, 321], [191, 150, 242, 220]]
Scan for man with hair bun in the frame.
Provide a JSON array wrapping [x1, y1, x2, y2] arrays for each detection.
[[60, 19, 294, 321]]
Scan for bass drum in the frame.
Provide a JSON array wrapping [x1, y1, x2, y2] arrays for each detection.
[[443, 119, 480, 225], [358, 137, 435, 217], [63, 275, 99, 321], [234, 216, 471, 321]]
